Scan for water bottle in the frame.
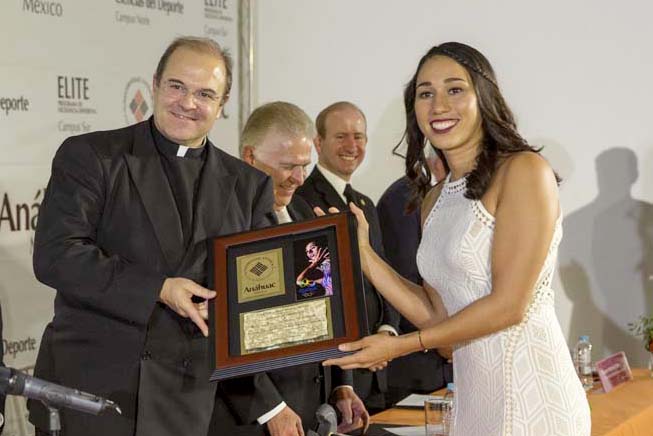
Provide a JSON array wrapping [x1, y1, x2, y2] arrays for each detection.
[[443, 382, 455, 434], [574, 335, 593, 391]]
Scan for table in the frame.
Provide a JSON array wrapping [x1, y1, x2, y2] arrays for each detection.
[[371, 368, 653, 436], [589, 368, 653, 435]]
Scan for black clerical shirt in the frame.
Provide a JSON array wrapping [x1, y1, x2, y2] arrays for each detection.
[[149, 122, 210, 338], [152, 122, 207, 251]]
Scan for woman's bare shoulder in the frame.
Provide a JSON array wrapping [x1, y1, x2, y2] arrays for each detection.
[[494, 152, 559, 213], [491, 152, 556, 194], [497, 151, 553, 180]]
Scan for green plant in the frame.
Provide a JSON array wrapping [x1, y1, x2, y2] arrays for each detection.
[[628, 315, 653, 352]]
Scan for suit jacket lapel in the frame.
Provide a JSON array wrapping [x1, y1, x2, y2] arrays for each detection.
[[191, 144, 236, 246], [286, 200, 303, 222], [287, 202, 299, 222], [311, 168, 347, 210], [124, 121, 184, 273], [287, 196, 315, 222]]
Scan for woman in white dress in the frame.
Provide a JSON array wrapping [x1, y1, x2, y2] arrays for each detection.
[[324, 42, 591, 435]]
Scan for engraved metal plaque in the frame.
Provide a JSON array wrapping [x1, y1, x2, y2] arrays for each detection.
[[239, 298, 333, 354]]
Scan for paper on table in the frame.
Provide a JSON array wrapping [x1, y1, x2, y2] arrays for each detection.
[[395, 393, 443, 408], [384, 425, 443, 435]]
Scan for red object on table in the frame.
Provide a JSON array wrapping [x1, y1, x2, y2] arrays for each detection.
[[595, 351, 633, 392]]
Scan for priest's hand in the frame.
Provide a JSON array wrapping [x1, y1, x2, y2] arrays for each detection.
[[266, 406, 304, 436], [159, 277, 216, 336]]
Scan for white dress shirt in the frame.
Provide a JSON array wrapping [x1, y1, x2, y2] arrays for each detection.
[[275, 207, 293, 224], [316, 164, 348, 204]]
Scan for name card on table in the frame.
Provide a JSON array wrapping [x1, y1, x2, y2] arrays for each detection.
[[595, 351, 633, 392]]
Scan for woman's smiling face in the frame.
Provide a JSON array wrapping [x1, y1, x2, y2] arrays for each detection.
[[414, 55, 483, 154]]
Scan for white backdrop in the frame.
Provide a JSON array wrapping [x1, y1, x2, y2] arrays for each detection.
[[254, 0, 653, 366], [1, 0, 652, 433], [0, 1, 241, 434]]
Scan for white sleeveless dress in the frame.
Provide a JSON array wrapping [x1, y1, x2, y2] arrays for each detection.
[[416, 175, 591, 436]]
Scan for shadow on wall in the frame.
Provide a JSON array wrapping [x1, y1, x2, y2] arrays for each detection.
[[559, 147, 653, 366]]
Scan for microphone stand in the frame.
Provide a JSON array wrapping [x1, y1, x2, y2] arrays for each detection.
[[0, 366, 122, 434], [46, 406, 61, 436]]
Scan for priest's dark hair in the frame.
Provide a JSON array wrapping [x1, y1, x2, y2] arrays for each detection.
[[154, 36, 233, 102]]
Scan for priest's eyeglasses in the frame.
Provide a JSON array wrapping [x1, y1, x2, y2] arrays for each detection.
[[161, 80, 222, 106]]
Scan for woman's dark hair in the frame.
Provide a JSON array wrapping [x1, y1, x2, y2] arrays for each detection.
[[402, 42, 559, 211]]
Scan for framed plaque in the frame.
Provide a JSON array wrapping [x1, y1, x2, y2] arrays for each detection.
[[208, 211, 369, 381]]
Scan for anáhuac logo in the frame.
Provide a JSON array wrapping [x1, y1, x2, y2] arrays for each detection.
[[244, 256, 275, 282], [23, 0, 63, 17], [123, 77, 153, 125], [1, 189, 43, 255], [57, 75, 97, 115], [0, 190, 43, 233], [205, 0, 231, 21]]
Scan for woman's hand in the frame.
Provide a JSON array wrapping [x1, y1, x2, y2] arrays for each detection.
[[312, 203, 370, 249], [348, 202, 371, 253], [323, 333, 398, 371], [314, 203, 372, 274]]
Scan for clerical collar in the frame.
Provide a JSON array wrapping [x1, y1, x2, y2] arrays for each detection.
[[151, 119, 207, 159], [317, 163, 349, 201]]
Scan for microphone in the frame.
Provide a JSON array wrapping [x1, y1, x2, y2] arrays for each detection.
[[313, 403, 349, 436], [0, 367, 122, 416]]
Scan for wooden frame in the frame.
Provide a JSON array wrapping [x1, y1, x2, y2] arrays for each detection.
[[208, 212, 368, 381]]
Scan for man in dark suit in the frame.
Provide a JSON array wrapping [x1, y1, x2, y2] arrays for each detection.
[[238, 101, 369, 434], [28, 37, 290, 436], [295, 101, 400, 411], [376, 145, 453, 405]]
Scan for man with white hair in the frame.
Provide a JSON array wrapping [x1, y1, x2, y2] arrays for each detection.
[[237, 101, 370, 435]]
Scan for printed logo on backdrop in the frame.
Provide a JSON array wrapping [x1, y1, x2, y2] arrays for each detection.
[[124, 77, 153, 125], [3, 337, 38, 362], [2, 341, 37, 436], [58, 120, 91, 134], [57, 75, 97, 116], [0, 189, 43, 254], [205, 0, 231, 21], [0, 95, 30, 117], [115, 0, 184, 26], [22, 0, 64, 17], [203, 0, 232, 88]]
